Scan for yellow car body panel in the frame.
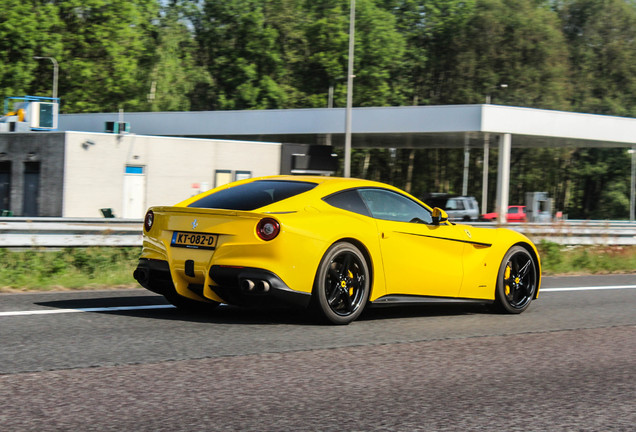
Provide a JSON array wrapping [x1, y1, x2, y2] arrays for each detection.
[[136, 175, 541, 313]]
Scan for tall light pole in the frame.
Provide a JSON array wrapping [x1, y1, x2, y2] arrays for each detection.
[[483, 83, 507, 213], [343, 0, 355, 177], [33, 56, 59, 99], [630, 147, 635, 222]]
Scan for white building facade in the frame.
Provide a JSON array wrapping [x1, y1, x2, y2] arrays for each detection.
[[0, 132, 282, 218]]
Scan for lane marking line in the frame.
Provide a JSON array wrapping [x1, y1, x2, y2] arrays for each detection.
[[0, 304, 175, 317], [542, 285, 636, 292], [1, 286, 634, 317]]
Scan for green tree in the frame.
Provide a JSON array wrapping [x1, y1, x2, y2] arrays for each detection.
[[389, 0, 477, 106], [568, 148, 632, 219], [262, 0, 309, 108], [300, 0, 351, 107], [558, 0, 636, 116], [353, 0, 406, 106], [301, 0, 405, 108], [54, 0, 159, 113], [433, 0, 570, 108], [190, 0, 287, 109], [0, 1, 61, 104], [146, 2, 213, 112]]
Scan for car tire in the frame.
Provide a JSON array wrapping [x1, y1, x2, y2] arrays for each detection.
[[493, 246, 538, 314], [311, 242, 370, 325]]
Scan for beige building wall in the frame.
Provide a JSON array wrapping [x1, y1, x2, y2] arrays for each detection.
[[63, 132, 281, 217]]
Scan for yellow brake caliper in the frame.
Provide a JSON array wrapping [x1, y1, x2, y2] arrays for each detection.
[[504, 264, 512, 296], [348, 270, 354, 296]]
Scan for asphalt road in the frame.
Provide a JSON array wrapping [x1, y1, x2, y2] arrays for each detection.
[[1, 274, 635, 431]]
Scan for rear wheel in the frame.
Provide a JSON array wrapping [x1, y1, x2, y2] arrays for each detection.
[[494, 246, 537, 313], [312, 242, 370, 325]]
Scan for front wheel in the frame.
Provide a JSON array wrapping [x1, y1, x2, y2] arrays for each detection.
[[311, 242, 370, 325], [494, 246, 538, 313]]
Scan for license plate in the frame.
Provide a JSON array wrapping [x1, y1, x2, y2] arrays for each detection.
[[171, 231, 218, 250]]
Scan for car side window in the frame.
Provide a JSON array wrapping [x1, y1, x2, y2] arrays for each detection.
[[358, 188, 433, 224], [509, 207, 518, 214], [447, 198, 465, 210], [323, 189, 371, 217]]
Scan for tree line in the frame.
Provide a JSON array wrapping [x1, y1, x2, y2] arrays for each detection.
[[1, 0, 635, 218]]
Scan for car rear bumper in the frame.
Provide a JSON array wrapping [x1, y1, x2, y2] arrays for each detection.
[[209, 265, 311, 308], [133, 258, 175, 296], [133, 259, 311, 309]]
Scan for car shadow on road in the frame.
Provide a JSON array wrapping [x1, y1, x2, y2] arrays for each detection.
[[35, 293, 491, 326], [361, 303, 492, 321]]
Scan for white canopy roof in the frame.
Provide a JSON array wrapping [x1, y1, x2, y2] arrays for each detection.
[[59, 104, 636, 148]]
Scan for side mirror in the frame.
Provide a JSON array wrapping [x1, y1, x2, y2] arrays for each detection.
[[432, 207, 449, 225]]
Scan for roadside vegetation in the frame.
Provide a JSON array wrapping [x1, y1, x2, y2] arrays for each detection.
[[0, 243, 633, 292], [0, 248, 140, 292], [537, 241, 636, 276]]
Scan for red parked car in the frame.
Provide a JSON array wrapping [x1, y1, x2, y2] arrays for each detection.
[[481, 205, 527, 222]]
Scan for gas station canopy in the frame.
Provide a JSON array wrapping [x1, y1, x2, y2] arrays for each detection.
[[59, 104, 636, 149]]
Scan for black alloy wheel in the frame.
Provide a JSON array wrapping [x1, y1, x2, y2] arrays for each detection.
[[494, 245, 537, 313], [312, 242, 370, 325]]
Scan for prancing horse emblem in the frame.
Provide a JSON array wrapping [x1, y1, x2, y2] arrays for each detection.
[[192, 219, 199, 230]]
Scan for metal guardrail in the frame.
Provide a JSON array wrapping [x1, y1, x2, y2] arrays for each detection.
[[471, 220, 636, 246], [0, 218, 143, 247], [0, 218, 635, 247]]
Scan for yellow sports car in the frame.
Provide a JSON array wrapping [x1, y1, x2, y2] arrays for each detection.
[[134, 176, 540, 324]]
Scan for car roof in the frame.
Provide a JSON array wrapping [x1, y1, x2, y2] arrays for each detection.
[[248, 175, 402, 193], [177, 175, 429, 209]]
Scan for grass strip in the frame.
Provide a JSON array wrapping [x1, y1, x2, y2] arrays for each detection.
[[0, 243, 634, 292], [0, 247, 140, 292], [537, 241, 636, 276]]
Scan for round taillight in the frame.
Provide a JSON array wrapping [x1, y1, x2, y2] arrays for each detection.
[[256, 218, 280, 241], [143, 210, 154, 232]]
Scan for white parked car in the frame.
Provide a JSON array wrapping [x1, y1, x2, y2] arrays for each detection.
[[424, 195, 480, 222]]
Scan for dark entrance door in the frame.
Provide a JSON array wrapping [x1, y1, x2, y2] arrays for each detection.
[[0, 161, 10, 212], [23, 162, 40, 216]]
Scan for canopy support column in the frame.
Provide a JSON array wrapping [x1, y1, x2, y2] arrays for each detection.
[[495, 133, 511, 224], [482, 133, 490, 215], [462, 133, 470, 196]]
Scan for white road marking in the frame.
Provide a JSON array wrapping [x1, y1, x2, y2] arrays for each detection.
[[541, 285, 636, 293], [1, 286, 634, 317], [0, 304, 175, 317]]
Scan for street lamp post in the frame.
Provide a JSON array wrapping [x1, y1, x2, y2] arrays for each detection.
[[483, 83, 508, 215], [344, 0, 355, 178], [33, 56, 59, 99], [630, 147, 635, 222]]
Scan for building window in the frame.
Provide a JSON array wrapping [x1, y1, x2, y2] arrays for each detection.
[[125, 165, 144, 175], [235, 170, 252, 181], [215, 170, 232, 187]]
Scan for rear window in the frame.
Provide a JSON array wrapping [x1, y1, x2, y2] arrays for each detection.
[[188, 180, 317, 210]]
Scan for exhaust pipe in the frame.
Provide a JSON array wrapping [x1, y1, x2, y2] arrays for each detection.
[[240, 279, 255, 292], [257, 280, 271, 293], [133, 268, 149, 286]]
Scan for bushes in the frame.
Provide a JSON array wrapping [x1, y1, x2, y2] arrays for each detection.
[[0, 248, 141, 291], [537, 241, 636, 275]]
